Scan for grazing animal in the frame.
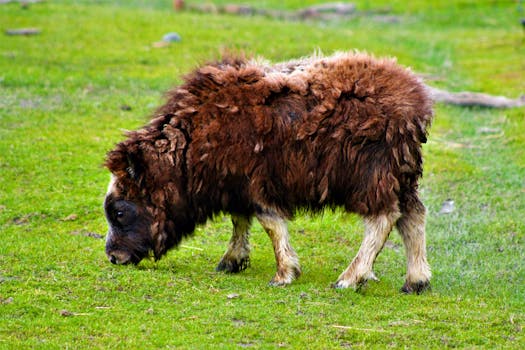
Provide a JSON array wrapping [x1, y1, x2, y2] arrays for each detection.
[[104, 52, 433, 293]]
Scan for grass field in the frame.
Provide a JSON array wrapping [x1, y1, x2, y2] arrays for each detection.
[[1, 0, 524, 348]]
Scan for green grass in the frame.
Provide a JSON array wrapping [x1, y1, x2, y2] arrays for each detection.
[[1, 0, 524, 348]]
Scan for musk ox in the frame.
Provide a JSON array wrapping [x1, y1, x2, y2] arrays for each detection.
[[104, 52, 433, 293]]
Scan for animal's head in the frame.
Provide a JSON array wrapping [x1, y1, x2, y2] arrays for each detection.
[[103, 131, 194, 265]]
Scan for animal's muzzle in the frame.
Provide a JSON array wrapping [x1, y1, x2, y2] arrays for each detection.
[[108, 254, 118, 265], [105, 250, 132, 265]]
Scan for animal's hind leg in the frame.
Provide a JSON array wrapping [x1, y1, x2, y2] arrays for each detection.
[[397, 199, 431, 294], [334, 211, 400, 290], [256, 210, 301, 286], [216, 214, 252, 273]]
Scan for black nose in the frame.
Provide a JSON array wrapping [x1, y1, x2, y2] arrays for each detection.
[[109, 254, 117, 264]]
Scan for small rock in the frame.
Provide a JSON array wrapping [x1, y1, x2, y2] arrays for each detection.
[[238, 342, 255, 348], [227, 293, 240, 300], [13, 216, 29, 225], [439, 199, 455, 214], [19, 99, 39, 108], [1, 297, 14, 304], [60, 310, 74, 317], [477, 127, 501, 134], [62, 214, 78, 221], [232, 318, 245, 326], [85, 232, 104, 239], [5, 28, 41, 36], [162, 32, 181, 43]]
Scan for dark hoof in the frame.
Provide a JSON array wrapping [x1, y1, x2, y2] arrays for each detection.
[[355, 279, 368, 292], [401, 280, 431, 294], [216, 257, 250, 273]]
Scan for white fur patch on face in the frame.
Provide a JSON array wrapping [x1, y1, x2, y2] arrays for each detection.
[[104, 175, 117, 243], [106, 174, 117, 196]]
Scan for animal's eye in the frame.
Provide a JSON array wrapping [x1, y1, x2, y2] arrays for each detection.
[[115, 209, 128, 223], [107, 200, 137, 227]]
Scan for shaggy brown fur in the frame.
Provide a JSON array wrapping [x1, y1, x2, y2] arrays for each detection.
[[104, 52, 433, 293]]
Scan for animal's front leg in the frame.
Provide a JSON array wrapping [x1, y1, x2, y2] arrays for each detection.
[[335, 212, 400, 290], [256, 210, 301, 286], [216, 215, 252, 273]]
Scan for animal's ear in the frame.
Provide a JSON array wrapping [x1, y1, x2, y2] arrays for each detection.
[[104, 142, 143, 182], [124, 153, 143, 181]]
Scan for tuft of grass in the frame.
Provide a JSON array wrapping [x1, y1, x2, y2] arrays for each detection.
[[1, 1, 524, 348]]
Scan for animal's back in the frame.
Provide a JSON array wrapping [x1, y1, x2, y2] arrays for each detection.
[[168, 52, 433, 218]]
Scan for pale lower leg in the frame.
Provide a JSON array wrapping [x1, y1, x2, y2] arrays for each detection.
[[335, 212, 400, 289], [256, 211, 301, 286], [216, 215, 252, 273], [397, 202, 431, 294]]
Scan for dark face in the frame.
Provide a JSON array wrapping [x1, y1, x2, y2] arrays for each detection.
[[104, 182, 154, 265]]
